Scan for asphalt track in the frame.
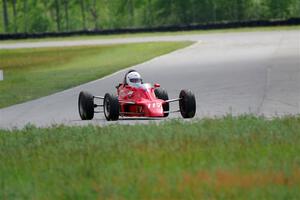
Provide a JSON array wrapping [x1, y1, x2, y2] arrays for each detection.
[[0, 30, 299, 129]]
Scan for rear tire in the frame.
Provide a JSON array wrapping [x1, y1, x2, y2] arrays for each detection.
[[155, 88, 169, 117], [104, 93, 119, 121], [78, 91, 94, 120], [179, 89, 196, 118]]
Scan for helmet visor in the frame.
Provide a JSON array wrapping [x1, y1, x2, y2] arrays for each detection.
[[129, 78, 142, 83]]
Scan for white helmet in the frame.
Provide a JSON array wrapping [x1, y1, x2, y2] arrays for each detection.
[[126, 71, 142, 87]]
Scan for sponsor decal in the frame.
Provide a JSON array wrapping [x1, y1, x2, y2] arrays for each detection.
[[148, 102, 161, 109]]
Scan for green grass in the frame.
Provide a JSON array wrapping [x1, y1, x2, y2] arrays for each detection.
[[1, 116, 300, 199], [1, 25, 300, 44], [0, 41, 192, 108]]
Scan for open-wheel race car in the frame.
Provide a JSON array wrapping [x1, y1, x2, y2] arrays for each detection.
[[78, 70, 196, 121]]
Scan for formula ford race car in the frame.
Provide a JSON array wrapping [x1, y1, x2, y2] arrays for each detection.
[[78, 70, 196, 121]]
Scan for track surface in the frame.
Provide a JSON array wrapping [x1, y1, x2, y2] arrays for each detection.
[[0, 30, 299, 128]]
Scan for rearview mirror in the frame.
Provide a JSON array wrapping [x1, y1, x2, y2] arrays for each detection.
[[154, 83, 160, 88]]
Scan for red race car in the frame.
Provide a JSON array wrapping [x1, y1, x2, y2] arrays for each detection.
[[78, 70, 196, 121]]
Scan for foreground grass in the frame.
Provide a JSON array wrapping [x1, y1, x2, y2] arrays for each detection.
[[0, 42, 192, 108], [1, 25, 300, 44], [1, 116, 300, 199]]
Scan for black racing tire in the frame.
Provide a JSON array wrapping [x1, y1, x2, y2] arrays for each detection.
[[104, 93, 120, 121], [78, 91, 94, 120], [179, 89, 196, 118], [155, 88, 169, 117]]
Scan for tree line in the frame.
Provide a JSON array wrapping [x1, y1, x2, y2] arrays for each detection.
[[1, 0, 300, 33]]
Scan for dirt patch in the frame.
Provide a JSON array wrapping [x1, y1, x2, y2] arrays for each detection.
[[178, 168, 300, 190]]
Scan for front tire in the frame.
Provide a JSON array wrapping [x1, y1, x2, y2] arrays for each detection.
[[104, 93, 119, 121], [78, 91, 94, 120], [155, 88, 169, 117], [179, 89, 196, 118]]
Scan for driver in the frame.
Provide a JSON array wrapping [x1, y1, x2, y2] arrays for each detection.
[[126, 71, 143, 88]]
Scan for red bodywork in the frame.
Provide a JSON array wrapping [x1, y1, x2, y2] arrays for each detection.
[[117, 83, 165, 117]]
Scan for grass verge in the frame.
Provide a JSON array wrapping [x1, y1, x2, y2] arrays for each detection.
[[1, 116, 300, 199], [0, 41, 192, 108], [1, 25, 300, 44]]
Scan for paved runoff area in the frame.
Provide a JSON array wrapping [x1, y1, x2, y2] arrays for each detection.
[[0, 30, 299, 128]]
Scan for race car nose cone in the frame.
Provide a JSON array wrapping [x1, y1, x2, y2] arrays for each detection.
[[147, 102, 164, 117]]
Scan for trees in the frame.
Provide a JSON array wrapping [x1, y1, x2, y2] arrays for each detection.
[[63, 0, 69, 31], [79, 0, 86, 30], [145, 0, 153, 26], [266, 0, 294, 19], [1, 0, 299, 34], [291, 0, 300, 17], [22, 0, 28, 33], [87, 0, 100, 30], [2, 0, 9, 32], [11, 0, 17, 32], [54, 0, 61, 31]]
